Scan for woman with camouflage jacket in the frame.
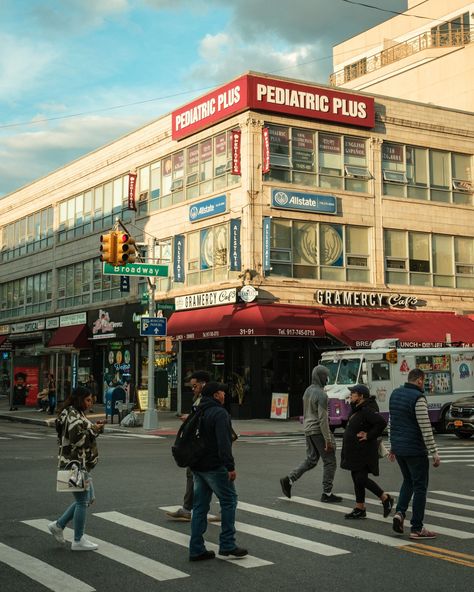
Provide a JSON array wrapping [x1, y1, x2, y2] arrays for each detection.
[[48, 386, 106, 551]]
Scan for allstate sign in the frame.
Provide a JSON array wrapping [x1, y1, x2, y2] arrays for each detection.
[[189, 195, 227, 222], [271, 189, 337, 214]]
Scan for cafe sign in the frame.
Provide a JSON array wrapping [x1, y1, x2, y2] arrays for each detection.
[[175, 288, 237, 311], [315, 290, 418, 309]]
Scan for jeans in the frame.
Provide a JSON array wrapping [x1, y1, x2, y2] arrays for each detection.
[[48, 393, 56, 414], [189, 467, 237, 557], [395, 455, 429, 532], [183, 467, 194, 512], [56, 475, 95, 541], [289, 433, 337, 494], [351, 469, 383, 504]]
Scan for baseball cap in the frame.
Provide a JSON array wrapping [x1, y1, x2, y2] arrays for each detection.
[[348, 384, 371, 398], [201, 381, 227, 398]]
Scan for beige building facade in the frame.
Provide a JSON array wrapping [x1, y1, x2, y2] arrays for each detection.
[[331, 0, 474, 112], [1, 72, 474, 418]]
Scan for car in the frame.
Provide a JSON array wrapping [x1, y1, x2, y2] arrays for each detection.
[[446, 395, 474, 439]]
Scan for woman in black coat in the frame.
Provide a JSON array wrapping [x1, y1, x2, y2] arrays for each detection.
[[341, 384, 394, 519]]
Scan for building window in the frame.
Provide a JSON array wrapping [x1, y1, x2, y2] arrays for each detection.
[[0, 271, 52, 320], [382, 142, 472, 203], [269, 219, 369, 282], [384, 230, 474, 288], [57, 259, 120, 309], [187, 223, 229, 286], [0, 207, 54, 262], [137, 129, 240, 216], [264, 125, 370, 193], [431, 12, 470, 47]]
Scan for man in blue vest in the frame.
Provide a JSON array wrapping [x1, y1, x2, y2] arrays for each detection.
[[389, 368, 440, 540]]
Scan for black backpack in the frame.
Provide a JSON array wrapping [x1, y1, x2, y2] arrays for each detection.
[[171, 407, 207, 468]]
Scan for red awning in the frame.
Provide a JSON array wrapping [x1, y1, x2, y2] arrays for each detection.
[[0, 336, 7, 347], [48, 325, 89, 349], [323, 308, 474, 347], [167, 303, 325, 340]]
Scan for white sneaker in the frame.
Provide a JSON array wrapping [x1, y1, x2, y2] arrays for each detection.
[[71, 536, 98, 551], [48, 521, 65, 544]]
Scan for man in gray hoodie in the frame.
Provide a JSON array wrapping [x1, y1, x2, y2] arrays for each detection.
[[280, 365, 342, 503]]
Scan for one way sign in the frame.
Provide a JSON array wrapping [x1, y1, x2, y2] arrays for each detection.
[[140, 317, 167, 336]]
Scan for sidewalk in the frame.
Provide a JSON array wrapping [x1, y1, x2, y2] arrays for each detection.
[[0, 397, 304, 437]]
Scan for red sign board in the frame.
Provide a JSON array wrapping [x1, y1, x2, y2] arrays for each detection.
[[172, 74, 375, 140]]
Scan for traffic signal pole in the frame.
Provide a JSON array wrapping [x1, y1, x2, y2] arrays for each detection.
[[143, 238, 158, 430]]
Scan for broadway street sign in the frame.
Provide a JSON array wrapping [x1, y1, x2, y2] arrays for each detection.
[[103, 262, 169, 278]]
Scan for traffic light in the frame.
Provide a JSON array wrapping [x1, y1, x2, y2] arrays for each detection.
[[100, 232, 117, 264], [116, 232, 137, 265]]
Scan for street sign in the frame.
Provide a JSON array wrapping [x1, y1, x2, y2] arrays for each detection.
[[120, 276, 130, 292], [156, 302, 175, 311], [140, 317, 167, 336], [103, 262, 169, 277]]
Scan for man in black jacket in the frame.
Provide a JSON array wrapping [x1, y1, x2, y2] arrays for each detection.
[[188, 382, 248, 562]]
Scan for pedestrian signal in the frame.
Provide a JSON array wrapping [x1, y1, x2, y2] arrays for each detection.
[[100, 232, 117, 264], [384, 350, 398, 364], [116, 232, 137, 265]]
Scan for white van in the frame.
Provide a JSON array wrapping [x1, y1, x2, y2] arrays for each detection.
[[320, 339, 474, 432]]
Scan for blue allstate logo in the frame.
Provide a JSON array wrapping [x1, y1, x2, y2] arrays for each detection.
[[274, 191, 289, 206], [190, 206, 198, 219]]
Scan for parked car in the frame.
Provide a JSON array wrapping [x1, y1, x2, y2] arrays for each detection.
[[446, 396, 474, 439]]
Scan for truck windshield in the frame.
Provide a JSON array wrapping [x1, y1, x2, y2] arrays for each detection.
[[321, 358, 361, 385]]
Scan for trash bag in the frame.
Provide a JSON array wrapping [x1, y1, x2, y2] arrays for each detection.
[[120, 411, 142, 427]]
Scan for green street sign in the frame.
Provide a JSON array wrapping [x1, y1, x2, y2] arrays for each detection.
[[156, 302, 175, 311], [103, 262, 169, 277]]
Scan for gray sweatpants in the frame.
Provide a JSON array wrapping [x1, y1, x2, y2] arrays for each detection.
[[289, 433, 337, 495]]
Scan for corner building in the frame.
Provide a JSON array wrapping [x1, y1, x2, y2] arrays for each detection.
[[1, 71, 474, 418]]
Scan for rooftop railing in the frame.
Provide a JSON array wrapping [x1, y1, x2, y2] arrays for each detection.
[[330, 27, 472, 86]]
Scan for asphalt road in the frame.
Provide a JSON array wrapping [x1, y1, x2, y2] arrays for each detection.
[[0, 421, 473, 592]]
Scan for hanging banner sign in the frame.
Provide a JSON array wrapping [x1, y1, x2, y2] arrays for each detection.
[[231, 130, 241, 175], [262, 217, 271, 273], [174, 235, 185, 283], [128, 173, 137, 211], [229, 219, 241, 271], [262, 127, 270, 174]]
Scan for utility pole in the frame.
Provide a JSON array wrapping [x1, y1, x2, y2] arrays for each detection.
[[143, 237, 158, 430]]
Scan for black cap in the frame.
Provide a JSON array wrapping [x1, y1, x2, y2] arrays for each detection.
[[201, 381, 227, 398], [348, 384, 371, 398]]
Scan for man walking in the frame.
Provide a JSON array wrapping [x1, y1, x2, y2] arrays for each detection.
[[280, 365, 342, 503], [188, 382, 247, 561], [167, 370, 211, 521], [389, 368, 441, 539]]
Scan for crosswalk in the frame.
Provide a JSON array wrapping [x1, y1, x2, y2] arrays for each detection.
[[0, 488, 471, 590], [0, 430, 164, 441]]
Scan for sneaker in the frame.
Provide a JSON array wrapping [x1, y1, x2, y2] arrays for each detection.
[[321, 493, 343, 503], [280, 476, 292, 499], [409, 528, 437, 540], [71, 537, 98, 551], [166, 508, 192, 521], [218, 547, 248, 558], [392, 511, 404, 534], [189, 550, 215, 562], [345, 508, 367, 519], [382, 494, 395, 518], [47, 521, 65, 544]]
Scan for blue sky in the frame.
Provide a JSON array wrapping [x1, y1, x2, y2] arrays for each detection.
[[0, 0, 408, 196]]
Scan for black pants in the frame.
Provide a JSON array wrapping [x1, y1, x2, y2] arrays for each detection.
[[351, 469, 383, 504]]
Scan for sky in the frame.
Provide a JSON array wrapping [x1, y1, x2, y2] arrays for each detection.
[[0, 0, 410, 197]]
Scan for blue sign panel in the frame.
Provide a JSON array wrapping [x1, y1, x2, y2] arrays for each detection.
[[262, 217, 271, 273], [140, 317, 167, 337], [189, 194, 227, 222], [173, 235, 185, 283], [229, 219, 241, 271], [271, 189, 337, 214], [120, 276, 130, 292]]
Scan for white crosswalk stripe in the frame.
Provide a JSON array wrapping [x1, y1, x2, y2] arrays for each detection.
[[1, 487, 470, 588], [0, 542, 95, 592], [98, 510, 271, 567], [23, 519, 188, 582]]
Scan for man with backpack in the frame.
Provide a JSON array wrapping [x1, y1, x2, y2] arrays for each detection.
[[167, 370, 211, 521], [188, 382, 247, 562]]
